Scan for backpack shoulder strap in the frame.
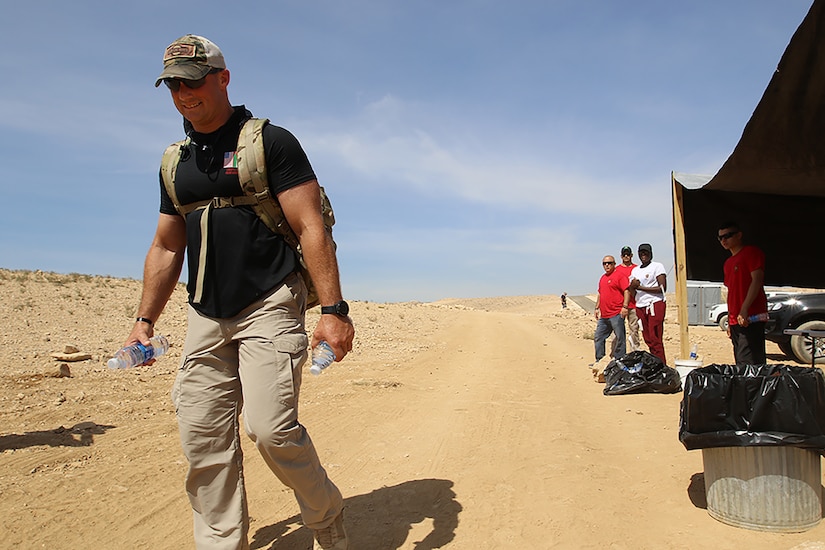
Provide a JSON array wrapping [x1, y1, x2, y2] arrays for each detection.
[[160, 139, 187, 214], [160, 136, 220, 305], [160, 137, 211, 216], [236, 118, 301, 249]]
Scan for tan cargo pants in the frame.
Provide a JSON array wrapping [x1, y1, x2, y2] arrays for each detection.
[[171, 274, 343, 550]]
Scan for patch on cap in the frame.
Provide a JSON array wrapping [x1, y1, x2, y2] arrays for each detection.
[[164, 43, 198, 63]]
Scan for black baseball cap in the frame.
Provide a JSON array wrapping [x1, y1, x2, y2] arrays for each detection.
[[621, 246, 632, 255]]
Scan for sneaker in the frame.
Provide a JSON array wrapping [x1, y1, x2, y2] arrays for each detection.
[[313, 512, 348, 550]]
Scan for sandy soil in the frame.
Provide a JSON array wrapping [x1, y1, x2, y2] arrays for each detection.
[[1, 268, 823, 549]]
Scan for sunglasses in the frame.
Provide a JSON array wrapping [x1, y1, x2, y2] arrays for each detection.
[[163, 68, 222, 92], [717, 231, 739, 241], [603, 261, 615, 265]]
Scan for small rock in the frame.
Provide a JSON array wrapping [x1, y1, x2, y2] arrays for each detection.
[[50, 352, 92, 362], [63, 345, 80, 354], [45, 363, 71, 378]]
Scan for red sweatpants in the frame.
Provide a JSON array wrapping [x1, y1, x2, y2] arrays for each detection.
[[635, 301, 667, 365]]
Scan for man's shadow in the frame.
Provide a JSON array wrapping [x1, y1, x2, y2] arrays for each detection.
[[250, 478, 461, 550], [0, 421, 115, 451]]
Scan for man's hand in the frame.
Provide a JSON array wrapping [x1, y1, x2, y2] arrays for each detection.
[[122, 322, 157, 366], [312, 314, 355, 362]]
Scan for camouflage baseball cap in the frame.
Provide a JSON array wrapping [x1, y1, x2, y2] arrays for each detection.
[[154, 34, 226, 87]]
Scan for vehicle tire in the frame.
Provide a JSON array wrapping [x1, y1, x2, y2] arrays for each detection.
[[717, 314, 729, 332], [790, 320, 825, 365], [777, 341, 794, 359]]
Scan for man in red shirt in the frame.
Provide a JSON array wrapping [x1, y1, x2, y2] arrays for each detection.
[[593, 255, 631, 364], [614, 246, 640, 353], [719, 222, 768, 365]]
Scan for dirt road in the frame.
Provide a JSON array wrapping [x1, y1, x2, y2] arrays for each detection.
[[1, 272, 823, 549]]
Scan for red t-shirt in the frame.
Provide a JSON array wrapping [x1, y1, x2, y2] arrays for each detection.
[[724, 245, 767, 325], [614, 263, 637, 308], [598, 271, 629, 317]]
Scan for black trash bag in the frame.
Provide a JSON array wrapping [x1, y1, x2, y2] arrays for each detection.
[[679, 364, 825, 454], [603, 350, 682, 396]]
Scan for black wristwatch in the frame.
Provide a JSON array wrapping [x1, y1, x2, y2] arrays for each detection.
[[321, 300, 349, 317]]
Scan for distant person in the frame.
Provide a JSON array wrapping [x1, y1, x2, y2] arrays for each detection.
[[593, 255, 631, 365], [718, 221, 768, 365], [561, 292, 567, 309], [629, 243, 667, 365], [120, 35, 354, 550], [614, 246, 641, 353]]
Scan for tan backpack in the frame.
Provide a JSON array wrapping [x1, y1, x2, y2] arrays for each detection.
[[160, 117, 335, 308]]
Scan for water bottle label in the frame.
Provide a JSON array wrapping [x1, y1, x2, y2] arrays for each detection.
[[137, 343, 154, 361]]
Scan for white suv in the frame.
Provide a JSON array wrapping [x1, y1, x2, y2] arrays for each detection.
[[708, 303, 729, 330]]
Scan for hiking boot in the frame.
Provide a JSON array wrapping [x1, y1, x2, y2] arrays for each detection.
[[313, 512, 348, 550]]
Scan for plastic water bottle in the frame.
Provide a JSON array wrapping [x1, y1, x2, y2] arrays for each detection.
[[689, 344, 698, 360], [309, 341, 336, 375], [107, 335, 170, 369], [747, 312, 769, 323], [624, 361, 643, 374]]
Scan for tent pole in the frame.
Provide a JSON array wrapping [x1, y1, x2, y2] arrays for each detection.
[[672, 172, 690, 360]]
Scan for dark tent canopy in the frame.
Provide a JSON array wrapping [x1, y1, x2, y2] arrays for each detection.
[[673, 0, 825, 290]]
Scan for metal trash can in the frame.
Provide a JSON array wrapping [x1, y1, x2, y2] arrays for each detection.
[[703, 446, 821, 532], [679, 364, 825, 532]]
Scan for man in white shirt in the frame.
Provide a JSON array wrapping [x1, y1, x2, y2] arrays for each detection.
[[629, 243, 668, 365]]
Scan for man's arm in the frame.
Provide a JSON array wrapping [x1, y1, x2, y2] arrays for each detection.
[[737, 268, 765, 327], [125, 213, 187, 347], [278, 180, 355, 360], [655, 273, 667, 293], [633, 273, 666, 293], [621, 289, 631, 319]]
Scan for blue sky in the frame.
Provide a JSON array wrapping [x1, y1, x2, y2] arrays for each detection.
[[0, 1, 814, 302]]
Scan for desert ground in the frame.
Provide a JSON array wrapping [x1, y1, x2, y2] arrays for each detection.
[[0, 268, 823, 549]]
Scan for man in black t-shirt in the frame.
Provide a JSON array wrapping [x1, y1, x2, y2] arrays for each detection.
[[121, 34, 353, 550]]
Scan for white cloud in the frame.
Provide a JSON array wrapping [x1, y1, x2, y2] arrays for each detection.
[[301, 95, 670, 216]]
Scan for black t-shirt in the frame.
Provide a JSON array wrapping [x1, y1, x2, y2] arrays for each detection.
[[159, 106, 316, 318]]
